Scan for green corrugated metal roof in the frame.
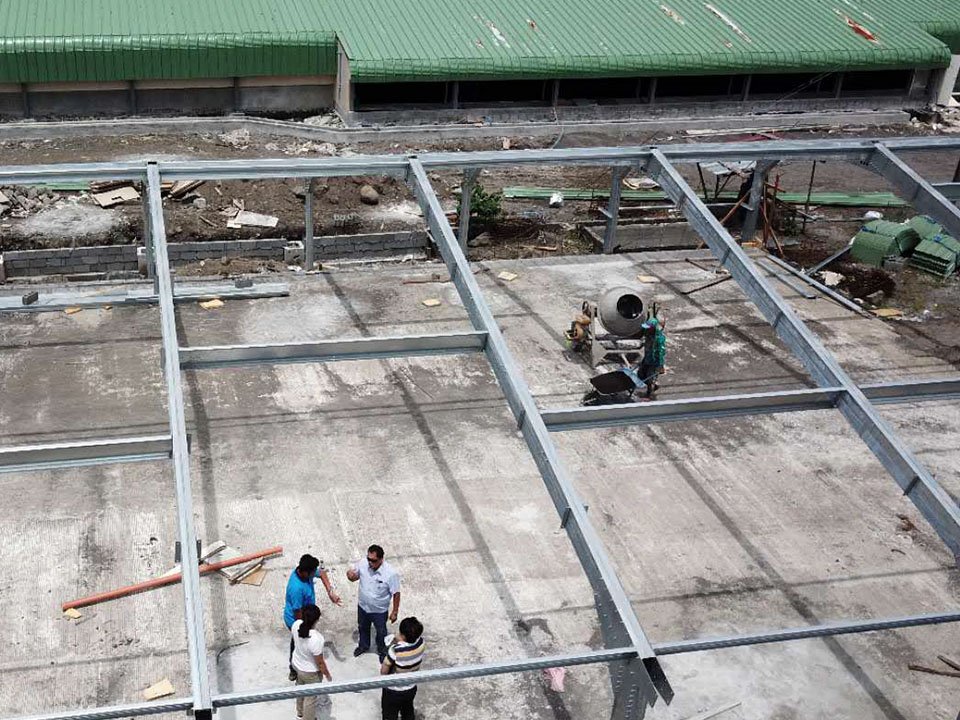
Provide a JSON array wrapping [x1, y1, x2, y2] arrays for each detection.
[[0, 0, 954, 84], [0, 0, 338, 81], [332, 0, 951, 82], [860, 0, 960, 52]]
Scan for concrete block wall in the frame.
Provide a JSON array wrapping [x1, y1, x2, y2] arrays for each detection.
[[0, 231, 429, 278]]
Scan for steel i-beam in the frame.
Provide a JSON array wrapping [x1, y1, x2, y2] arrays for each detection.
[[145, 163, 213, 717], [540, 377, 960, 432], [866, 144, 960, 240], [0, 435, 173, 473], [179, 331, 488, 369], [645, 149, 960, 559], [406, 157, 670, 719]]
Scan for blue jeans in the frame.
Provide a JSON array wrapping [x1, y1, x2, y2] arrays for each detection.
[[357, 606, 389, 660]]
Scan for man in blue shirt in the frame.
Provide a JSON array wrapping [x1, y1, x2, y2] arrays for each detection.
[[284, 554, 341, 680]]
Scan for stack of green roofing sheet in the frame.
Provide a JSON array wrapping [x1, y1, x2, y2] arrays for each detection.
[[907, 216, 960, 277], [850, 220, 921, 267]]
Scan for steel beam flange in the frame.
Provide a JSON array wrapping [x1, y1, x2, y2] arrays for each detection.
[[406, 157, 669, 717], [644, 149, 960, 561]]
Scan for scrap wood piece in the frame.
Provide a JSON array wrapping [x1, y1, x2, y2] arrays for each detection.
[[143, 678, 175, 701], [63, 608, 82, 620], [89, 179, 129, 194], [402, 272, 450, 284], [939, 655, 960, 672], [169, 180, 204, 199], [497, 270, 519, 281], [872, 307, 903, 318], [237, 565, 267, 586], [199, 216, 217, 228], [62, 545, 283, 611], [908, 663, 960, 679], [422, 298, 442, 307], [64, 306, 83, 315], [92, 186, 140, 208], [199, 298, 224, 310], [636, 274, 660, 283]]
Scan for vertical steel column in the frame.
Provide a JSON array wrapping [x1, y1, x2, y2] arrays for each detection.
[[145, 163, 213, 718], [303, 179, 316, 271], [645, 149, 960, 559], [458, 169, 479, 251], [740, 160, 777, 243], [603, 167, 630, 254], [407, 158, 670, 719], [867, 144, 960, 240]]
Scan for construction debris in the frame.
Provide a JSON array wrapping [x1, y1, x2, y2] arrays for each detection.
[[63, 608, 82, 620], [199, 298, 224, 310], [238, 566, 267, 586], [61, 545, 283, 611], [64, 307, 83, 315], [169, 180, 204, 199], [873, 308, 903, 318], [92, 186, 140, 208], [850, 220, 921, 268], [906, 216, 960, 277], [360, 185, 381, 205], [548, 192, 564, 208], [497, 270, 519, 281], [422, 298, 442, 307], [636, 274, 660, 283], [228, 211, 279, 229], [143, 679, 176, 701], [908, 663, 960, 679]]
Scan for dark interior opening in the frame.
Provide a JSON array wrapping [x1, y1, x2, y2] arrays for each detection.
[[843, 69, 911, 94], [750, 72, 837, 98], [656, 74, 739, 98], [459, 79, 550, 105], [617, 294, 644, 319], [559, 77, 649, 102], [354, 81, 447, 108]]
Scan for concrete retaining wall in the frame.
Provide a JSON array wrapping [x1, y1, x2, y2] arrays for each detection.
[[0, 231, 429, 278]]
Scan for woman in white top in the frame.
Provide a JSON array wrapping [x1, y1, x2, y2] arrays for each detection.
[[290, 604, 332, 720]]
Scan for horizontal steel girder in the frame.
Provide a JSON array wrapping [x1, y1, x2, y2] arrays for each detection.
[[867, 145, 960, 240], [645, 148, 960, 559], [0, 435, 173, 473], [541, 377, 960, 431], [10, 607, 959, 719], [11, 698, 194, 720], [653, 610, 960, 655], [213, 648, 635, 708], [179, 331, 488, 369], [4, 137, 960, 186], [0, 282, 289, 313]]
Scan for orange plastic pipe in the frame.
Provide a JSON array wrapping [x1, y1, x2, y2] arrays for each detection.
[[62, 545, 283, 611]]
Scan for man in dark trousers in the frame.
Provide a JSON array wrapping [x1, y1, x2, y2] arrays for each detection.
[[284, 554, 341, 681], [380, 616, 424, 720]]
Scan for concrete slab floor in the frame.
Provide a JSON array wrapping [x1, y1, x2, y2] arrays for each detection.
[[0, 251, 958, 720]]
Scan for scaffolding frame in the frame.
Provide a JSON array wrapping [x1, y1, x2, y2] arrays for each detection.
[[4, 136, 960, 720]]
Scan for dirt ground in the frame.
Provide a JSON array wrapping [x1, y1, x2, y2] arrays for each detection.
[[1, 121, 959, 369]]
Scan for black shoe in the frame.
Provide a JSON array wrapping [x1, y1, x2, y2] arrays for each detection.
[[353, 646, 366, 657], [288, 668, 297, 682]]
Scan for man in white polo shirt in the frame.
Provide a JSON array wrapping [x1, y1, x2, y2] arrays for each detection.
[[346, 543, 400, 662]]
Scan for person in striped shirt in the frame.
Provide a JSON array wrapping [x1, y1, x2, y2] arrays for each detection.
[[379, 616, 424, 720]]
